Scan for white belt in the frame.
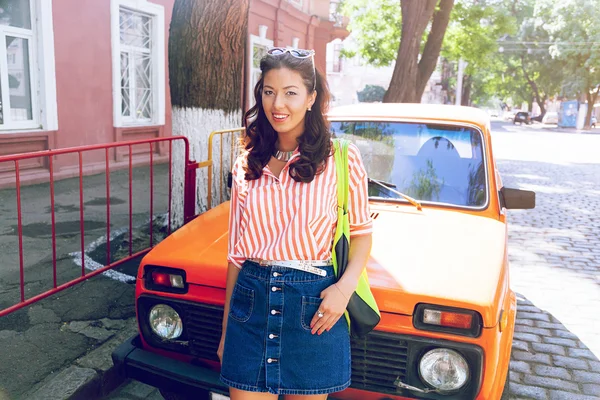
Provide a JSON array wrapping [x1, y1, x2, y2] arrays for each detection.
[[247, 259, 332, 277]]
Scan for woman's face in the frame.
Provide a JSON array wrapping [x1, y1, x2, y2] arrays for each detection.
[[262, 67, 316, 140]]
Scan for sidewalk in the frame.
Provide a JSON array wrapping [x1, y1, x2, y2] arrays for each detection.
[[540, 125, 600, 134], [530, 122, 600, 134], [0, 163, 172, 399]]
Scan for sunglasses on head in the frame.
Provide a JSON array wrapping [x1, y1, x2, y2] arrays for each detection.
[[266, 47, 316, 92]]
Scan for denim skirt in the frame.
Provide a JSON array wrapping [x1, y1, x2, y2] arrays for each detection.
[[220, 260, 351, 395]]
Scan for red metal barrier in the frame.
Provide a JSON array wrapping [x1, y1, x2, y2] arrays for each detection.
[[0, 136, 192, 317]]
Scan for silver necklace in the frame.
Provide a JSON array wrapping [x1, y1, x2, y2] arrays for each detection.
[[273, 147, 297, 162]]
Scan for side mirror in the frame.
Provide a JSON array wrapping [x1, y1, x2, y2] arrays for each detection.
[[499, 187, 535, 210]]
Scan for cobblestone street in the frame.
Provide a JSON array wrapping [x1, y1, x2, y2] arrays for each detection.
[[103, 122, 600, 400], [493, 121, 600, 399]]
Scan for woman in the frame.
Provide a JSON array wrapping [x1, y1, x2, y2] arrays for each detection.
[[218, 48, 373, 400]]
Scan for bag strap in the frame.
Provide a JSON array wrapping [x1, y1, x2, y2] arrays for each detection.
[[333, 139, 350, 214]]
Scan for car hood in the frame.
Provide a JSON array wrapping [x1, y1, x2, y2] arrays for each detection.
[[141, 202, 507, 328], [367, 205, 508, 327]]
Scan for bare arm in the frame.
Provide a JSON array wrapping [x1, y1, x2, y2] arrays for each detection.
[[310, 234, 372, 335], [223, 263, 241, 331], [310, 143, 373, 335], [218, 263, 240, 362]]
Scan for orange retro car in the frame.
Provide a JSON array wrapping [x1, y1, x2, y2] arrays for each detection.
[[112, 103, 535, 400]]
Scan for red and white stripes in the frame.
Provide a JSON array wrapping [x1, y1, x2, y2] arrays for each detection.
[[228, 143, 372, 268]]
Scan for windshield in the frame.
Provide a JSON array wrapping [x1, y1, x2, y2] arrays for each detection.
[[330, 121, 487, 208]]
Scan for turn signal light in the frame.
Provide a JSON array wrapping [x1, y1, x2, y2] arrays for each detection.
[[423, 309, 473, 329], [144, 266, 188, 294], [152, 271, 185, 288], [413, 304, 482, 337]]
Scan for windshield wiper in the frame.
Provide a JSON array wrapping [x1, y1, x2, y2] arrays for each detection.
[[368, 178, 396, 188], [368, 178, 423, 211]]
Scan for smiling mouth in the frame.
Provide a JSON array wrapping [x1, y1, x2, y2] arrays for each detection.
[[272, 113, 289, 122]]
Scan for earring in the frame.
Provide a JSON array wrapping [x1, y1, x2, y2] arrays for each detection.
[[307, 107, 312, 111]]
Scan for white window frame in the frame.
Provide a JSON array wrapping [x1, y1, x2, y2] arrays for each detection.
[[0, 0, 57, 132], [110, 0, 165, 128], [288, 0, 303, 7], [248, 34, 273, 108], [332, 42, 343, 73]]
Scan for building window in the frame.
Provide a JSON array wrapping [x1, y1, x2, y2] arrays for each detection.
[[111, 0, 165, 127], [119, 8, 153, 122], [0, 0, 37, 130], [248, 34, 273, 108], [333, 43, 342, 73], [288, 0, 303, 7]]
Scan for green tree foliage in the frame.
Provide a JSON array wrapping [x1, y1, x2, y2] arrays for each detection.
[[535, 0, 600, 127], [340, 0, 401, 67], [342, 0, 600, 116], [441, 0, 515, 106], [357, 85, 386, 102], [342, 0, 455, 103]]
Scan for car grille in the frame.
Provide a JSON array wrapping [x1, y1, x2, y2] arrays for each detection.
[[351, 332, 408, 394], [183, 303, 408, 394], [184, 303, 223, 361]]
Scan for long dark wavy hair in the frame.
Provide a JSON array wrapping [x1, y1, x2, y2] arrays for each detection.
[[243, 52, 332, 182]]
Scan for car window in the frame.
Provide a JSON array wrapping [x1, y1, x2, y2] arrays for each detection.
[[331, 121, 487, 208]]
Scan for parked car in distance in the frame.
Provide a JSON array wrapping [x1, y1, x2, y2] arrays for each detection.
[[531, 114, 543, 123], [112, 103, 536, 400], [542, 112, 558, 124], [513, 111, 532, 125]]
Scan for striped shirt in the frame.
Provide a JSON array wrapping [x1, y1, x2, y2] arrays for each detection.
[[227, 142, 373, 268]]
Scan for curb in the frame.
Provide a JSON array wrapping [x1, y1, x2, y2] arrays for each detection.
[[22, 319, 138, 400]]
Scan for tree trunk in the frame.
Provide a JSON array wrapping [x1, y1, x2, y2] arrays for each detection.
[[415, 0, 455, 99], [538, 95, 547, 117], [383, 0, 437, 103], [584, 89, 599, 129], [170, 0, 247, 111], [520, 56, 545, 116], [169, 0, 249, 226], [461, 75, 471, 106]]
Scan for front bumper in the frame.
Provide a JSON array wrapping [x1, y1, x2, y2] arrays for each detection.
[[112, 332, 484, 400], [112, 335, 229, 399]]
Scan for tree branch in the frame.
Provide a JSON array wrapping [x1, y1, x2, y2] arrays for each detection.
[[384, 0, 437, 102], [520, 54, 545, 114], [416, 0, 455, 98]]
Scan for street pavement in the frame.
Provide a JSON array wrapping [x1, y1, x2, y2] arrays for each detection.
[[491, 121, 600, 399], [100, 121, 600, 400], [0, 162, 172, 399]]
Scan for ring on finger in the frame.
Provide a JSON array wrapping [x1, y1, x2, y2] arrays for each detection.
[[317, 310, 324, 318]]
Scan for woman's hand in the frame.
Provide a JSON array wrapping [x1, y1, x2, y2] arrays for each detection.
[[217, 333, 225, 363], [309, 283, 353, 335]]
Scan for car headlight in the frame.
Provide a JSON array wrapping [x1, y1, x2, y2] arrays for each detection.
[[149, 304, 183, 339], [419, 348, 469, 392]]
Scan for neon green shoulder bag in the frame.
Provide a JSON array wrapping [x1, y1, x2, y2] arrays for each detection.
[[332, 139, 380, 338]]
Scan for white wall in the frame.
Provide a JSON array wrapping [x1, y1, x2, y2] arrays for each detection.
[[326, 37, 394, 106], [326, 36, 445, 105]]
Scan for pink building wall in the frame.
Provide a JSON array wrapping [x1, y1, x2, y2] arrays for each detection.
[[0, 0, 174, 186]]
